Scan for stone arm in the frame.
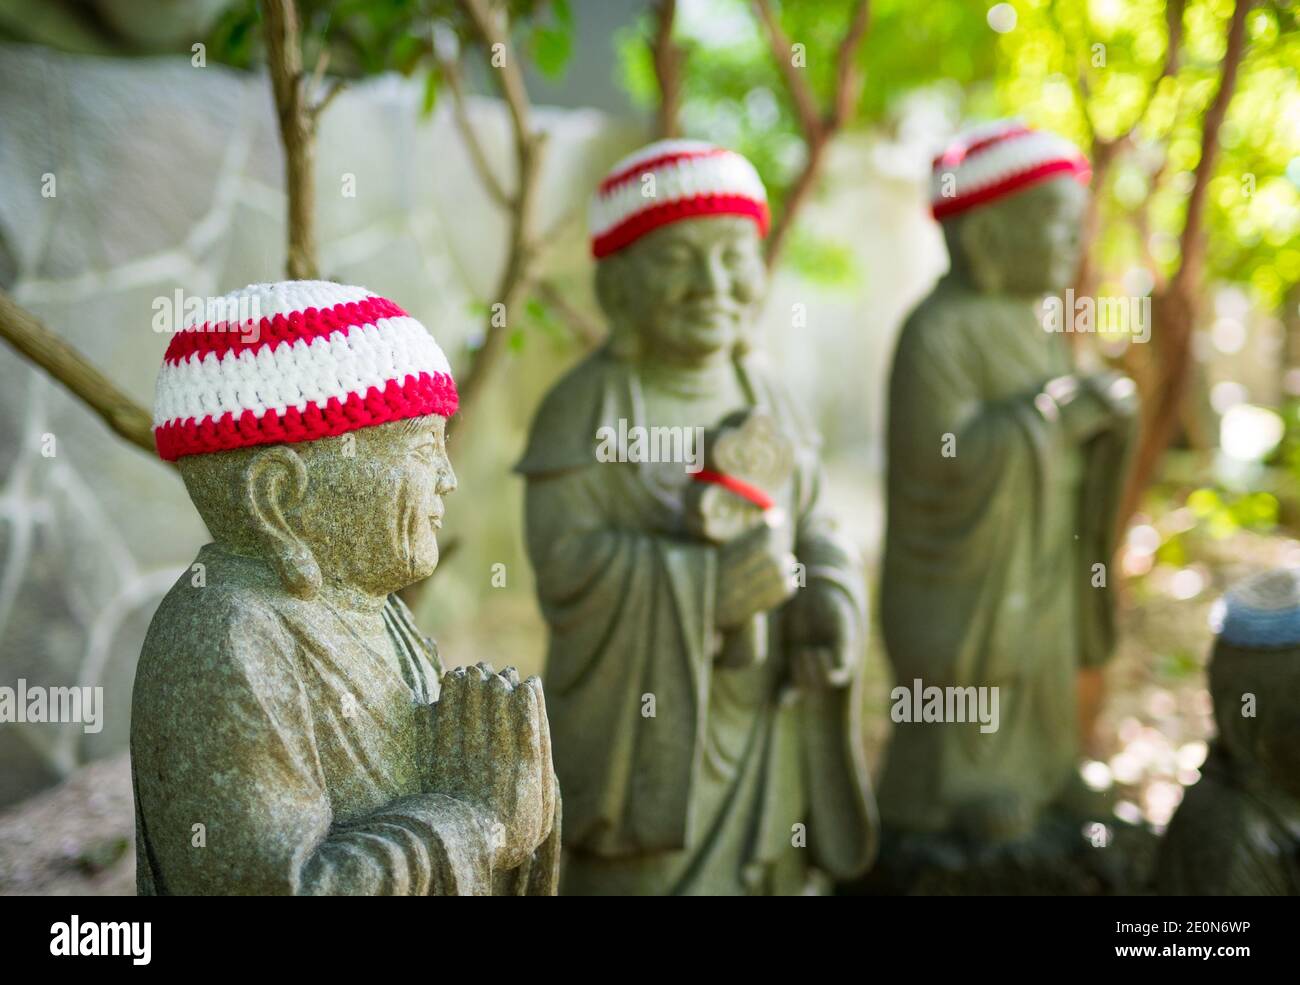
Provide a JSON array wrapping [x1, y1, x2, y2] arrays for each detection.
[[785, 459, 867, 688], [783, 458, 878, 879], [522, 464, 715, 853], [890, 318, 1130, 493]]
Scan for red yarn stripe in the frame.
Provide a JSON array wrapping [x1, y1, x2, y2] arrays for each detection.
[[962, 125, 1034, 160], [691, 468, 775, 511], [592, 196, 770, 258], [931, 158, 1091, 221], [162, 296, 408, 366], [931, 125, 1032, 169], [154, 371, 459, 461], [597, 147, 730, 194]]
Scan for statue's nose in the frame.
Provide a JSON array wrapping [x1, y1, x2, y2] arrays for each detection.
[[436, 462, 458, 496]]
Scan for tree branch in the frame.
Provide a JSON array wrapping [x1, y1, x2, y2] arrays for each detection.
[[535, 278, 603, 346], [260, 0, 333, 280], [440, 51, 511, 209], [830, 0, 871, 129], [754, 0, 871, 269], [450, 0, 547, 451], [651, 0, 684, 139], [1174, 0, 1248, 290], [752, 0, 822, 140], [0, 289, 159, 459], [1121, 0, 1254, 521]]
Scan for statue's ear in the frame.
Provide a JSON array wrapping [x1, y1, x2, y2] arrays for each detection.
[[594, 256, 625, 318], [958, 209, 1005, 294], [243, 445, 321, 599], [595, 257, 638, 359]]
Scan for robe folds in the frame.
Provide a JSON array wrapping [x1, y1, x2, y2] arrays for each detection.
[[517, 348, 876, 895], [1157, 744, 1300, 895], [131, 545, 558, 895], [879, 284, 1134, 831]]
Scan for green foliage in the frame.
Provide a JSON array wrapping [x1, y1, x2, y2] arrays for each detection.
[[204, 0, 574, 82], [782, 230, 859, 288], [529, 0, 574, 79], [1184, 485, 1278, 536], [610, 0, 1298, 316]]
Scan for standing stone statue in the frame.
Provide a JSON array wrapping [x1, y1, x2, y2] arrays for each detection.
[[877, 123, 1139, 877], [1158, 569, 1300, 895], [132, 281, 560, 895], [518, 140, 877, 895]]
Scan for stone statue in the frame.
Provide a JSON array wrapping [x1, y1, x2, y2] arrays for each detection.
[[874, 122, 1140, 884], [132, 281, 560, 895], [1158, 569, 1300, 895], [518, 140, 877, 895]]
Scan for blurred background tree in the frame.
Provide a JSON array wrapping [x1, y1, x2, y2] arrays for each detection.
[[616, 0, 1299, 526]]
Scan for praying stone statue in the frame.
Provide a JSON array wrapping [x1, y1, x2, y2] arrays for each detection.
[[1158, 569, 1300, 895], [518, 140, 877, 895], [132, 281, 560, 895], [874, 122, 1140, 889]]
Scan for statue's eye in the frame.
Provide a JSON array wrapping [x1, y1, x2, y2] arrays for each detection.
[[653, 245, 693, 267]]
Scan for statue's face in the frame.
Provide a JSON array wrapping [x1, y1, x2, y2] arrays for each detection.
[[1255, 671, 1300, 797], [600, 215, 765, 363], [953, 176, 1088, 295], [1213, 652, 1300, 799], [292, 414, 456, 597]]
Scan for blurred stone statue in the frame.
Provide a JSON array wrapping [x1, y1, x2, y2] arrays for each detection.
[[132, 281, 559, 895], [1158, 569, 1300, 895], [518, 141, 877, 895], [876, 123, 1139, 882]]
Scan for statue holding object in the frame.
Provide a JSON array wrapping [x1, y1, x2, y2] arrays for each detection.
[[518, 140, 877, 895]]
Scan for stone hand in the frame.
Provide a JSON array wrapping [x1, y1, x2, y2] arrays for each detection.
[[786, 583, 858, 689], [428, 663, 558, 871], [1083, 370, 1139, 422], [715, 521, 798, 630], [1043, 373, 1123, 443]]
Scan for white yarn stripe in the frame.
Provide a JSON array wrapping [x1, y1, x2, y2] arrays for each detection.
[[153, 315, 452, 426], [930, 131, 1084, 202], [589, 152, 767, 238], [602, 139, 719, 177], [181, 281, 377, 330]]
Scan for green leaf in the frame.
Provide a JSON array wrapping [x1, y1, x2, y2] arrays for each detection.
[[421, 67, 440, 117]]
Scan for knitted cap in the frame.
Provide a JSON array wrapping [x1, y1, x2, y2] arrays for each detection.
[[589, 140, 769, 259], [1218, 568, 1300, 649], [153, 281, 457, 461], [930, 120, 1090, 221]]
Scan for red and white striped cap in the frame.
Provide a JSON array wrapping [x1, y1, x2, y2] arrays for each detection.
[[589, 140, 769, 258], [930, 120, 1090, 221], [153, 281, 458, 462]]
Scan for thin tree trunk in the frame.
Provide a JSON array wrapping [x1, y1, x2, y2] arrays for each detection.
[[1121, 0, 1251, 520]]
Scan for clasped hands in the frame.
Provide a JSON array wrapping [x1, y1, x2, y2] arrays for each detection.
[[427, 663, 558, 871]]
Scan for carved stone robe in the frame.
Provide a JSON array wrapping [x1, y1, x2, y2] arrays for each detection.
[[1158, 746, 1300, 895], [518, 348, 875, 895], [131, 544, 559, 895], [879, 283, 1134, 832]]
